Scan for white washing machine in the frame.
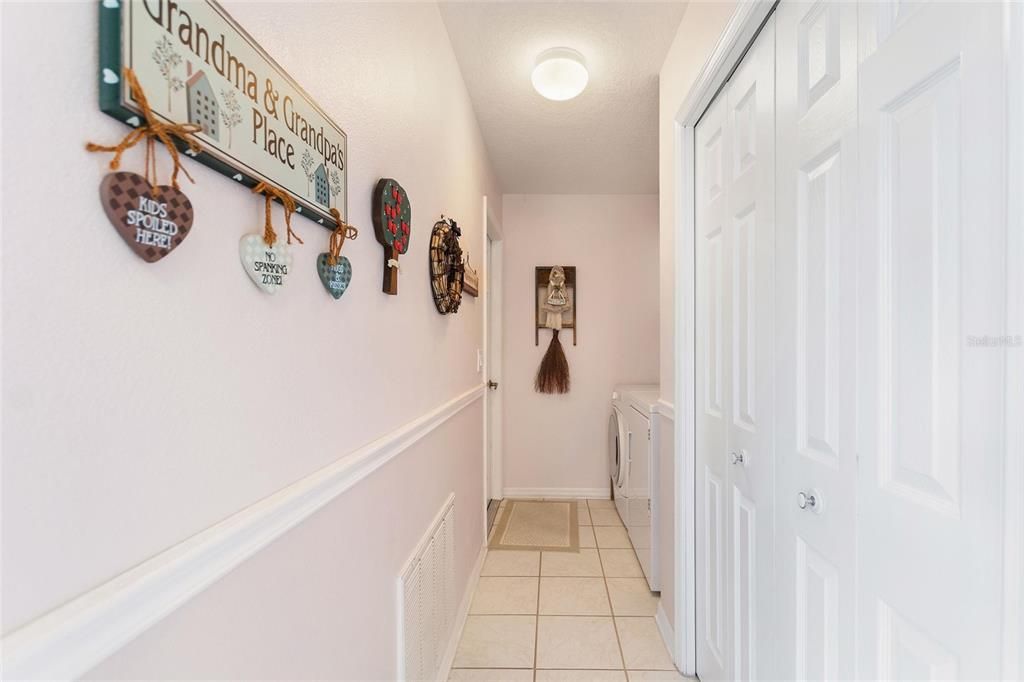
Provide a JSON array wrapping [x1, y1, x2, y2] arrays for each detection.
[[608, 400, 629, 515], [608, 384, 660, 589]]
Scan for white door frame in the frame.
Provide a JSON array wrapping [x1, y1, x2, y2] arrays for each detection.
[[1004, 3, 1024, 677], [671, 1, 1024, 677], [482, 195, 504, 518], [670, 3, 775, 673]]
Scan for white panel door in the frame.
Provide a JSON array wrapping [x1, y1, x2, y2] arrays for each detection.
[[724, 18, 776, 682], [696, 85, 732, 682], [855, 3, 1008, 679], [696, 18, 776, 680], [774, 2, 859, 679]]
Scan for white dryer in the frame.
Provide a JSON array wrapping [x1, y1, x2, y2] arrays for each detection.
[[608, 384, 660, 589]]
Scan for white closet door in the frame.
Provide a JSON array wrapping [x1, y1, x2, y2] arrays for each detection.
[[724, 18, 776, 682], [696, 85, 732, 682], [855, 3, 1008, 679], [695, 18, 776, 680], [774, 1, 860, 680]]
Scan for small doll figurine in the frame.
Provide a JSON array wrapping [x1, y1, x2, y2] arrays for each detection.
[[535, 266, 572, 393], [540, 265, 572, 327]]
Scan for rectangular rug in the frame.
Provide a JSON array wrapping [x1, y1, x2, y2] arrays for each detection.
[[488, 500, 579, 552]]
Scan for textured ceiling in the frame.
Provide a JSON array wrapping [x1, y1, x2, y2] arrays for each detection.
[[439, 2, 688, 195]]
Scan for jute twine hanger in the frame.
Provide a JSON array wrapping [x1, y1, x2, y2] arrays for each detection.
[[85, 68, 202, 192], [327, 208, 359, 265], [252, 181, 303, 247]]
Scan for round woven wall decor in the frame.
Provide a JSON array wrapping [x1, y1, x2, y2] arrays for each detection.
[[429, 217, 464, 314]]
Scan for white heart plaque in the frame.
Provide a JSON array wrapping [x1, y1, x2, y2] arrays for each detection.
[[239, 234, 292, 294], [102, 68, 119, 84]]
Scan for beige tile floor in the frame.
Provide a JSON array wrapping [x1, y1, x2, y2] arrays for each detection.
[[451, 499, 691, 681]]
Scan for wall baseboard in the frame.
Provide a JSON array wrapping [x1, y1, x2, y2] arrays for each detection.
[[655, 600, 678, 670], [2, 385, 485, 681], [438, 544, 486, 681], [503, 487, 610, 500]]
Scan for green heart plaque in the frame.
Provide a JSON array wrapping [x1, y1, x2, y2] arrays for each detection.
[[317, 253, 353, 300]]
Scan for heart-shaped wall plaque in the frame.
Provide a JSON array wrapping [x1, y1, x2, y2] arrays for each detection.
[[239, 234, 292, 294], [99, 172, 194, 263], [316, 253, 353, 300]]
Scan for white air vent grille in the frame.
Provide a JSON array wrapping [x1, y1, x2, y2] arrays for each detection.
[[399, 494, 456, 681]]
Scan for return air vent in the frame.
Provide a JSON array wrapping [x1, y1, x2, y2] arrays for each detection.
[[398, 494, 456, 681]]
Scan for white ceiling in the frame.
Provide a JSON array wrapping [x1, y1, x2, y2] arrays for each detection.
[[438, 2, 688, 195]]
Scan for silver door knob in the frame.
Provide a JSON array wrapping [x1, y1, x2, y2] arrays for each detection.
[[731, 450, 745, 465], [797, 489, 822, 513]]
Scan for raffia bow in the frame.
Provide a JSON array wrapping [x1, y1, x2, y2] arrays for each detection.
[[252, 182, 303, 247], [86, 68, 202, 191], [328, 208, 359, 266]]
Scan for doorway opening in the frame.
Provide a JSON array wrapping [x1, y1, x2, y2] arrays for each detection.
[[483, 196, 504, 535]]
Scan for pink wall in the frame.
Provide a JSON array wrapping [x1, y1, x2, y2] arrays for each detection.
[[84, 406, 483, 680], [2, 1, 498, 674], [501, 195, 659, 494]]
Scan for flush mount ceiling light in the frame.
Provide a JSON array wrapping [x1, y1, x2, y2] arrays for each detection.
[[531, 47, 588, 101]]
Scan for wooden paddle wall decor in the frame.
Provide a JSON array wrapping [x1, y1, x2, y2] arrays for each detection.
[[372, 178, 411, 294], [535, 266, 576, 345]]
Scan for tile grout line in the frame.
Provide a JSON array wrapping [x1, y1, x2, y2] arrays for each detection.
[[534, 549, 542, 679], [591, 499, 630, 675]]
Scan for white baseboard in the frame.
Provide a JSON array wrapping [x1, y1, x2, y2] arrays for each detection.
[[503, 487, 610, 500], [655, 600, 678, 670], [3, 385, 484, 681], [438, 544, 486, 681]]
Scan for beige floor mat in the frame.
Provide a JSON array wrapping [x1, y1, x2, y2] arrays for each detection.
[[488, 500, 579, 552]]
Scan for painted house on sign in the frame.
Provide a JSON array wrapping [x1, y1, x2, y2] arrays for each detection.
[[313, 163, 329, 206], [186, 63, 220, 141]]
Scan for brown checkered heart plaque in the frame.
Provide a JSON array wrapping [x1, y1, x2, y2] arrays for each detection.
[[99, 172, 194, 263]]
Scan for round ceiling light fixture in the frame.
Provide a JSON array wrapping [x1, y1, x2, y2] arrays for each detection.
[[531, 47, 588, 101]]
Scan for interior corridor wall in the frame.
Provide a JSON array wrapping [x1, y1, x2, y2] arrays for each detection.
[[1, 1, 500, 676], [656, 0, 737, 635], [501, 194, 658, 496]]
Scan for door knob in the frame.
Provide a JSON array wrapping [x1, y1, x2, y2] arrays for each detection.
[[731, 450, 745, 465], [797, 489, 823, 513], [488, 381, 499, 390]]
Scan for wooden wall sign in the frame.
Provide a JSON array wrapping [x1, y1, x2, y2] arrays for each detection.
[[99, 0, 348, 228], [372, 178, 411, 295], [462, 252, 480, 297], [535, 266, 576, 345]]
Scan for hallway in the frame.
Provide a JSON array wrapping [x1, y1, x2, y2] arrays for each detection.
[[450, 500, 684, 680], [1, 0, 1021, 679]]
